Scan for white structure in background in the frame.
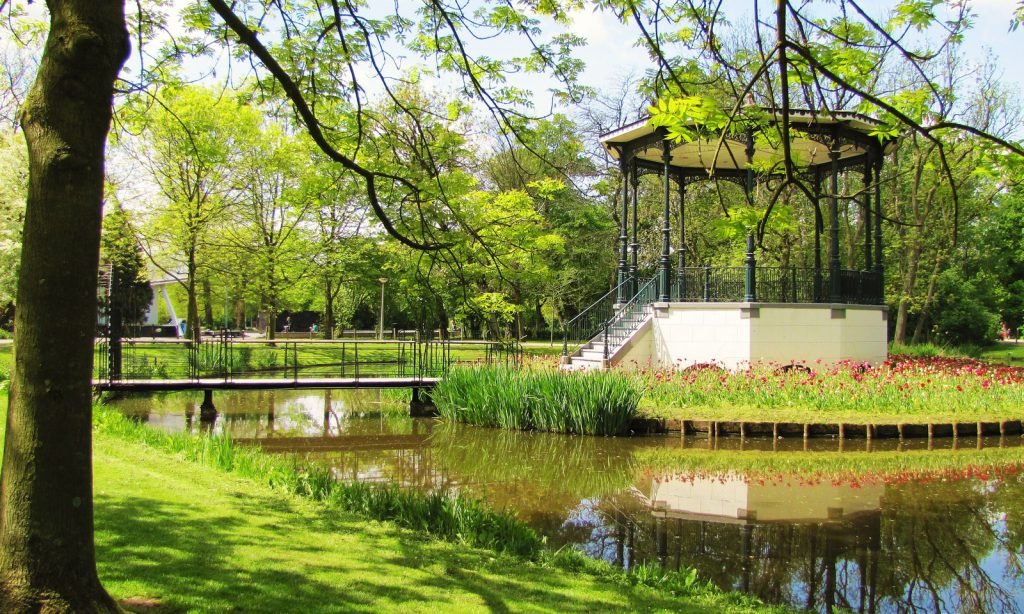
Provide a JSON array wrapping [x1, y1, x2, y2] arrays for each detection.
[[613, 303, 886, 370], [142, 276, 186, 338]]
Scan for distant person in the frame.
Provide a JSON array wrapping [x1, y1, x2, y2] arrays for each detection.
[[283, 316, 291, 332]]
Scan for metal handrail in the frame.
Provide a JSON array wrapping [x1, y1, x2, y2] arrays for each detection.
[[676, 266, 882, 305], [92, 336, 521, 385], [563, 277, 631, 328], [561, 277, 633, 357], [602, 276, 658, 360]]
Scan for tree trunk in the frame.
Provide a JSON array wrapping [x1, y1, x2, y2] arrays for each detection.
[[323, 277, 335, 340], [437, 300, 449, 340], [186, 248, 200, 341], [267, 301, 277, 341], [0, 1, 128, 612], [893, 243, 921, 346], [910, 253, 947, 345], [532, 298, 544, 339], [202, 277, 214, 327]]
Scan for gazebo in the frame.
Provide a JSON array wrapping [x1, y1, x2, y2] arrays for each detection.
[[563, 108, 894, 370]]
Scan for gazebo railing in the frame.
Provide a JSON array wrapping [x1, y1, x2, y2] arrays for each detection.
[[676, 266, 881, 305], [677, 267, 745, 302]]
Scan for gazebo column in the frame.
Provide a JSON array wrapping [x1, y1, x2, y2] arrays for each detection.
[[617, 158, 630, 303], [828, 146, 841, 303], [873, 152, 884, 298], [863, 161, 874, 304], [659, 139, 672, 301], [745, 128, 755, 201], [629, 159, 639, 298], [676, 178, 686, 300], [863, 161, 873, 271], [813, 168, 823, 302]]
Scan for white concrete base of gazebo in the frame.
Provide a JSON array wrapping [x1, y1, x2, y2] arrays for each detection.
[[613, 302, 887, 370]]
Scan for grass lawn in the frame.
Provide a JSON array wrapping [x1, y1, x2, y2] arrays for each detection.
[[0, 392, 784, 613], [980, 341, 1024, 367]]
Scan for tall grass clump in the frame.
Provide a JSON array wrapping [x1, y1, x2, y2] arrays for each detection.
[[432, 365, 644, 435], [93, 407, 544, 558]]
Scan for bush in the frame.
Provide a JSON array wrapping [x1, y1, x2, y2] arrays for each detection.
[[931, 271, 1000, 346], [888, 341, 984, 358], [432, 365, 643, 435]]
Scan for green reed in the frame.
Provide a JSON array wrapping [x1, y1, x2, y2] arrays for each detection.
[[93, 407, 544, 558], [432, 366, 644, 436]]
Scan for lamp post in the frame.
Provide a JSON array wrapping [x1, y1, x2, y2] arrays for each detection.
[[377, 277, 388, 340]]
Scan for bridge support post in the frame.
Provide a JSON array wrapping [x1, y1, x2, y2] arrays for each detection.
[[409, 386, 436, 418], [200, 389, 217, 421]]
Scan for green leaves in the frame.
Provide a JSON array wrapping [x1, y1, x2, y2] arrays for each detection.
[[889, 0, 942, 32], [863, 88, 933, 141], [648, 95, 730, 143]]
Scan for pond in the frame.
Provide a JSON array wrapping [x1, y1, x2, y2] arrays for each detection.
[[112, 389, 1024, 613]]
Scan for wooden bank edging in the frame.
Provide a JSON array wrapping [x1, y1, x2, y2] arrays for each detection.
[[629, 417, 1024, 440]]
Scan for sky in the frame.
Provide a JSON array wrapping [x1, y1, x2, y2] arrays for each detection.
[[10, 0, 1022, 129], [564, 0, 1024, 103]]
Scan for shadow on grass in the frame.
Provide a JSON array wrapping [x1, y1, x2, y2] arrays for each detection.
[[95, 486, 689, 613], [95, 490, 433, 613]]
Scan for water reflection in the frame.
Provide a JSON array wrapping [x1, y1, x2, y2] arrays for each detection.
[[113, 390, 1024, 613]]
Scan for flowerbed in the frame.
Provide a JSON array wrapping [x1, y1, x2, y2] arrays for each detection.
[[637, 355, 1024, 424]]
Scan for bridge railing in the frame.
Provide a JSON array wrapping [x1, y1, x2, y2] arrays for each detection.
[[94, 336, 521, 384]]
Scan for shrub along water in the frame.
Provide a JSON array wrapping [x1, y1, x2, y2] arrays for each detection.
[[93, 407, 543, 558], [432, 365, 644, 436]]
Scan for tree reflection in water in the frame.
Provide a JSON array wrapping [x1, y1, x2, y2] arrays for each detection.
[[579, 473, 1024, 613]]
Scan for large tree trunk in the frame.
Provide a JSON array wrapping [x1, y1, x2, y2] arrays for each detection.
[[0, 1, 129, 612]]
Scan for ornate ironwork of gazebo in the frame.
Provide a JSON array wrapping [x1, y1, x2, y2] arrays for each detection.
[[602, 107, 892, 305], [562, 108, 895, 370]]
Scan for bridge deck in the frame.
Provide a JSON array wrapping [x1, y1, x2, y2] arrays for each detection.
[[93, 377, 440, 392]]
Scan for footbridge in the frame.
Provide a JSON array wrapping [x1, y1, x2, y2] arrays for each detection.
[[93, 335, 520, 409]]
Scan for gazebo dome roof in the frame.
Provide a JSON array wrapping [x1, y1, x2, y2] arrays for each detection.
[[599, 108, 893, 178]]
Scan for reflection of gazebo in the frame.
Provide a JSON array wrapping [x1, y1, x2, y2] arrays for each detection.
[[563, 108, 894, 369], [645, 473, 884, 524], [639, 472, 884, 609]]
